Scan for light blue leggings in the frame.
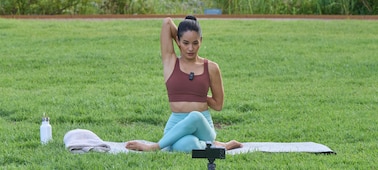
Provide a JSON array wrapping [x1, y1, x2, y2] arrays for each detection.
[[158, 110, 216, 153]]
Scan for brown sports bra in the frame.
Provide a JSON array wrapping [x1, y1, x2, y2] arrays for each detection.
[[165, 58, 210, 102]]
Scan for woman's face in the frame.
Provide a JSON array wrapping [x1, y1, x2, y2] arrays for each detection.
[[177, 31, 202, 59]]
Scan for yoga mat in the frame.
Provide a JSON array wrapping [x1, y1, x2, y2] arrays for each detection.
[[64, 129, 336, 154]]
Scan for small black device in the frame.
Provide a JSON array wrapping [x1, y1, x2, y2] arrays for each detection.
[[192, 141, 226, 170], [189, 72, 194, 80]]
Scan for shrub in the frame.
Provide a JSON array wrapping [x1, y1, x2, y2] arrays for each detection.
[[212, 0, 377, 15], [0, 0, 376, 15]]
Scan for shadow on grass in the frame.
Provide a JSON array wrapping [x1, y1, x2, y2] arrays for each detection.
[[0, 109, 14, 118], [0, 109, 29, 122]]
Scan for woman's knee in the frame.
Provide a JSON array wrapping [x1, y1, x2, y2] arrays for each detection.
[[172, 135, 205, 153], [188, 111, 204, 121]]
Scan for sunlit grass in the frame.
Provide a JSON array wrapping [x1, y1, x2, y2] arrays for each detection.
[[0, 18, 377, 169]]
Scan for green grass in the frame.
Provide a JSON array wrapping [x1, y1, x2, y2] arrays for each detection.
[[0, 18, 377, 169]]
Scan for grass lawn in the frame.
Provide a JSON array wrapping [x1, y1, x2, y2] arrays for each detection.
[[0, 18, 377, 169]]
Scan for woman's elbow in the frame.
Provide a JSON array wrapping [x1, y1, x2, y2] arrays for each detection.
[[163, 17, 172, 25], [207, 96, 223, 111], [212, 104, 223, 111]]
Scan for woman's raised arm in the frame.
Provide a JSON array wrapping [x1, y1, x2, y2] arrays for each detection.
[[160, 18, 178, 65]]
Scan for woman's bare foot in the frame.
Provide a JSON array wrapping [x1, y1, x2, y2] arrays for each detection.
[[125, 141, 160, 151], [214, 140, 243, 150]]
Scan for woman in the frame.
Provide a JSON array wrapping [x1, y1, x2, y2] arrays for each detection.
[[126, 16, 242, 152]]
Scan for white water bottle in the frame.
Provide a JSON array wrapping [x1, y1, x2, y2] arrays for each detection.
[[40, 113, 52, 144]]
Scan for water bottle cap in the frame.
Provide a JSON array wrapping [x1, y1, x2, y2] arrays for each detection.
[[42, 117, 49, 122]]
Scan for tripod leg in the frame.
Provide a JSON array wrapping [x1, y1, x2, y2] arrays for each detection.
[[208, 163, 216, 170]]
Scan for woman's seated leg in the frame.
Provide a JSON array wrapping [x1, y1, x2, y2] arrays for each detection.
[[159, 111, 216, 149], [171, 135, 206, 153]]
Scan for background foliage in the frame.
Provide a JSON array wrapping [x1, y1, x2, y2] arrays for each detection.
[[213, 0, 377, 15], [0, 0, 377, 15]]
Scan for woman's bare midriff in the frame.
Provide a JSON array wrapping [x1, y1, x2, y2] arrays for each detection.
[[170, 102, 208, 113]]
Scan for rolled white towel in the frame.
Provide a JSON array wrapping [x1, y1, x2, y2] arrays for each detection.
[[63, 129, 111, 154]]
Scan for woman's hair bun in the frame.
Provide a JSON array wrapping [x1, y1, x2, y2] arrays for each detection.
[[185, 15, 197, 21]]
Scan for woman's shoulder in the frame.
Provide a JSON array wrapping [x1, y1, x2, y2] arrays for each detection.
[[202, 58, 220, 73]]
